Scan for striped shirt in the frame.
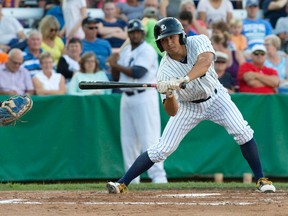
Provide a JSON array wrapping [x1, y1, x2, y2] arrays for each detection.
[[157, 35, 222, 102]]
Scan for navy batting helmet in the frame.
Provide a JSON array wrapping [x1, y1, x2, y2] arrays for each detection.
[[154, 17, 187, 52], [127, 19, 145, 33]]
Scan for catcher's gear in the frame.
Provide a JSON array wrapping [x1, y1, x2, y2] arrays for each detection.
[[154, 17, 187, 52], [0, 95, 33, 126]]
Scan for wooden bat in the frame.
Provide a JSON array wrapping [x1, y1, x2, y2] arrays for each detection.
[[78, 81, 186, 89]]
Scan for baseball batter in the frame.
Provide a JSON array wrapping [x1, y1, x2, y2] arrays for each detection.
[[107, 17, 275, 193], [107, 19, 167, 184]]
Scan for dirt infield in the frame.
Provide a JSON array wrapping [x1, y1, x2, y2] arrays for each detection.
[[0, 189, 287, 216]]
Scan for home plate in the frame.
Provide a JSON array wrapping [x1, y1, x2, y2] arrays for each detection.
[[158, 193, 221, 198]]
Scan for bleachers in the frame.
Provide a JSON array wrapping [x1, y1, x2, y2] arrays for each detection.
[[2, 8, 104, 28]]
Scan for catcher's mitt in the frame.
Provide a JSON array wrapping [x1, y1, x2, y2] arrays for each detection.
[[0, 95, 33, 126]]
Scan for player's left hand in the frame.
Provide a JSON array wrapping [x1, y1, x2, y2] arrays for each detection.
[[166, 76, 187, 90]]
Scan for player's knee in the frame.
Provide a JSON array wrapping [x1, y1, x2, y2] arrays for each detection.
[[234, 128, 254, 145], [147, 149, 167, 163]]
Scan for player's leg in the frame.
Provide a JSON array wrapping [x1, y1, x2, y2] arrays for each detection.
[[208, 88, 275, 192], [107, 103, 202, 193], [120, 95, 141, 184]]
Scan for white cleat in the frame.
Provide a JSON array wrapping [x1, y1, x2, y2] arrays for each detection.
[[106, 182, 128, 194], [256, 178, 276, 193]]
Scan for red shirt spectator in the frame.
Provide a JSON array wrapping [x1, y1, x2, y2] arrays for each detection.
[[238, 44, 279, 94]]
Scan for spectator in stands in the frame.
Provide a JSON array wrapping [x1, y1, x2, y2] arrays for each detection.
[[238, 44, 279, 94], [22, 30, 43, 77], [274, 3, 288, 54], [211, 21, 246, 92], [62, 0, 87, 41], [196, 0, 233, 29], [81, 16, 112, 73], [179, 0, 208, 36], [57, 38, 81, 84], [97, 1, 128, 50], [116, 0, 145, 21], [0, 48, 34, 95], [33, 51, 66, 95], [178, 11, 197, 36], [68, 51, 111, 95], [262, 0, 287, 29], [0, 1, 27, 52], [229, 19, 247, 52], [242, 0, 273, 51], [215, 51, 235, 93], [38, 0, 61, 12], [264, 35, 288, 88], [45, 0, 65, 35], [38, 15, 65, 65], [2, 0, 20, 7], [0, 51, 8, 64], [161, 0, 181, 18]]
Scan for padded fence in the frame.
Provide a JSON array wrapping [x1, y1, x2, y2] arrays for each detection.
[[0, 94, 287, 182]]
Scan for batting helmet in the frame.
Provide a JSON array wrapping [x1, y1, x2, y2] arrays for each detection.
[[154, 17, 187, 52], [127, 19, 145, 33]]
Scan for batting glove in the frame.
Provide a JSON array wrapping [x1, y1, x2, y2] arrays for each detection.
[[168, 76, 190, 90], [157, 81, 170, 93]]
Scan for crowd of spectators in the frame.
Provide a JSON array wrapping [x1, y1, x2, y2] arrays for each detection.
[[0, 0, 288, 96]]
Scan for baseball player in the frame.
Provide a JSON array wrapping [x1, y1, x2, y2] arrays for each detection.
[[107, 19, 167, 184], [106, 17, 276, 194], [0, 95, 33, 126]]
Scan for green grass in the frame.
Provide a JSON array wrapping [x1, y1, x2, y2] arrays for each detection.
[[0, 182, 288, 191]]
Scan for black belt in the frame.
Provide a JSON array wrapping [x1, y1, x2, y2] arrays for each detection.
[[191, 89, 217, 103], [125, 89, 146, 96]]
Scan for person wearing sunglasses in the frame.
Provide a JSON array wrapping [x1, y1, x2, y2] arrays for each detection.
[[214, 51, 235, 93], [238, 44, 280, 94], [81, 16, 112, 77], [0, 48, 34, 96], [38, 15, 65, 65]]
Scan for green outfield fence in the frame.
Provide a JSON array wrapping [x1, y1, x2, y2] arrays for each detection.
[[0, 94, 288, 182]]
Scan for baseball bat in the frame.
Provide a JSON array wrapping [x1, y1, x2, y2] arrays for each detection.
[[78, 81, 186, 90]]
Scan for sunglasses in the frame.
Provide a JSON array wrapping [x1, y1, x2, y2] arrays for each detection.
[[50, 28, 58, 33], [87, 26, 98, 30], [253, 52, 265, 56], [215, 61, 227, 64]]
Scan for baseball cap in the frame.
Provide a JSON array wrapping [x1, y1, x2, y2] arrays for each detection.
[[144, 7, 159, 18], [246, 0, 259, 7], [82, 17, 99, 26], [251, 44, 266, 53], [215, 51, 228, 61]]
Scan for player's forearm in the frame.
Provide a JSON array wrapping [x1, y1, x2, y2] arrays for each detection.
[[112, 64, 133, 77], [186, 52, 213, 81], [163, 96, 178, 116]]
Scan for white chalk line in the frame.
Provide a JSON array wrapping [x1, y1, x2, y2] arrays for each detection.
[[0, 199, 255, 206], [0, 193, 255, 206]]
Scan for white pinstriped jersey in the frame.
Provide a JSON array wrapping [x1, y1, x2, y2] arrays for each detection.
[[118, 41, 158, 91], [147, 34, 254, 163], [157, 35, 222, 101]]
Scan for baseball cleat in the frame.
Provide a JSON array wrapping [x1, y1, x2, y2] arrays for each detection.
[[256, 178, 276, 193], [106, 182, 128, 194]]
